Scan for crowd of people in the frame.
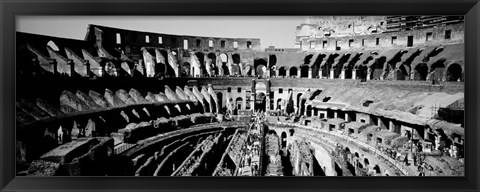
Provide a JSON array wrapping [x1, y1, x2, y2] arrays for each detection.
[[236, 110, 265, 176]]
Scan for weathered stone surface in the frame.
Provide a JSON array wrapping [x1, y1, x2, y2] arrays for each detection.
[[36, 98, 64, 116], [175, 86, 189, 101], [154, 93, 170, 102], [88, 90, 110, 108], [145, 92, 157, 102], [60, 90, 91, 112], [183, 86, 199, 102], [201, 86, 215, 113], [17, 99, 51, 120], [76, 90, 101, 109], [129, 88, 148, 103], [104, 89, 125, 107], [27, 160, 61, 176], [207, 84, 220, 113], [116, 89, 136, 105], [164, 86, 181, 101]]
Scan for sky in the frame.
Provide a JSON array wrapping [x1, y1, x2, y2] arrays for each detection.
[[17, 16, 307, 49]]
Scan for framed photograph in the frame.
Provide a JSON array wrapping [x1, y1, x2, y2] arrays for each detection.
[[1, 0, 479, 192]]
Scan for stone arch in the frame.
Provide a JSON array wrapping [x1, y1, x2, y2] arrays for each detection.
[[277, 98, 283, 110], [278, 66, 287, 77], [289, 66, 298, 77], [220, 53, 229, 76], [446, 63, 462, 82], [429, 59, 446, 81], [373, 165, 381, 174], [181, 62, 191, 77], [369, 56, 386, 80], [195, 52, 206, 76], [334, 162, 343, 176], [304, 54, 314, 64], [311, 54, 326, 78], [300, 65, 309, 78], [207, 53, 217, 76], [232, 53, 241, 64], [269, 54, 277, 76], [364, 158, 370, 166], [254, 58, 268, 77], [235, 97, 243, 110], [414, 63, 429, 81], [255, 92, 267, 112]]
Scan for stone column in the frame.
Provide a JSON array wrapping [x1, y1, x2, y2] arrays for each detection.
[[334, 111, 338, 119], [204, 54, 208, 77], [330, 70, 335, 79], [352, 70, 357, 80], [319, 69, 323, 79], [286, 68, 290, 77], [275, 69, 280, 77], [389, 120, 395, 132], [308, 68, 312, 79], [340, 70, 346, 79], [345, 112, 350, 122]]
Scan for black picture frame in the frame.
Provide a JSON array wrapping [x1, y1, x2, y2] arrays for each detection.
[[1, 0, 479, 192]]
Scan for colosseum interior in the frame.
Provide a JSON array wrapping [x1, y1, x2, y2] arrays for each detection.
[[16, 16, 465, 177]]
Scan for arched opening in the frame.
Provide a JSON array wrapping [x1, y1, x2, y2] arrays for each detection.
[[429, 59, 446, 81], [281, 131, 287, 149], [160, 50, 174, 77], [373, 165, 381, 174], [269, 55, 277, 76], [216, 92, 223, 112], [277, 98, 283, 110], [207, 53, 217, 76], [355, 152, 359, 158], [232, 54, 241, 64], [414, 63, 429, 81], [289, 67, 298, 77], [311, 54, 326, 78], [345, 147, 351, 153], [304, 54, 314, 64], [254, 58, 268, 77], [364, 158, 370, 166], [344, 53, 361, 79], [396, 64, 408, 80], [220, 53, 229, 76], [255, 92, 267, 112], [334, 53, 351, 79], [235, 97, 243, 111], [47, 40, 60, 51], [278, 66, 287, 77], [346, 161, 356, 176], [322, 53, 339, 78], [181, 62, 190, 77], [300, 65, 309, 78], [446, 63, 462, 81], [370, 57, 386, 80], [306, 105, 312, 117], [334, 162, 343, 176], [195, 52, 206, 76]]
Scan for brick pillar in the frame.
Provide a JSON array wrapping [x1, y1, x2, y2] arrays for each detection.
[[352, 70, 357, 80], [308, 68, 312, 79], [334, 111, 338, 118], [286, 69, 290, 77], [345, 112, 350, 122], [319, 69, 323, 79], [330, 70, 334, 79], [340, 70, 346, 79]]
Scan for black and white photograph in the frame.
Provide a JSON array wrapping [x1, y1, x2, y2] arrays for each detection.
[[15, 16, 465, 177]]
